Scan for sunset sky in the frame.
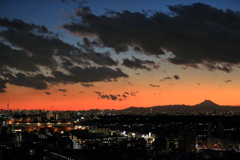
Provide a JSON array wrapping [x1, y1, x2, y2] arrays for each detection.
[[0, 0, 240, 110]]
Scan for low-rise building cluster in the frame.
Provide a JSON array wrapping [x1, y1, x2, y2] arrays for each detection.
[[1, 109, 240, 159]]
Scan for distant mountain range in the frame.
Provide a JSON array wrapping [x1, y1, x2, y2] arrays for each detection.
[[123, 100, 240, 112]]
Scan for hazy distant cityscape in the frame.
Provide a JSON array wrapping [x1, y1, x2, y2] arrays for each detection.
[[1, 100, 240, 160]]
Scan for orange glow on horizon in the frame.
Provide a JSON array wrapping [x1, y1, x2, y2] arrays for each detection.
[[1, 69, 240, 111]]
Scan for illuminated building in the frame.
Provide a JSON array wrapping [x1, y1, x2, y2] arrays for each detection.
[[89, 128, 110, 136], [15, 132, 23, 147]]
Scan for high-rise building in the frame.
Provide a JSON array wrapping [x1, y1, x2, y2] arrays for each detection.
[[208, 121, 224, 138], [179, 128, 196, 151]]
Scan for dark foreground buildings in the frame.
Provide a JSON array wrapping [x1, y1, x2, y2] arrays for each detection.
[[1, 110, 240, 159]]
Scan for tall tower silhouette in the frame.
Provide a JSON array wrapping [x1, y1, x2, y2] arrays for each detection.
[[7, 100, 9, 111]]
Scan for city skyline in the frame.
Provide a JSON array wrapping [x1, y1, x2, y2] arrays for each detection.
[[0, 0, 240, 110]]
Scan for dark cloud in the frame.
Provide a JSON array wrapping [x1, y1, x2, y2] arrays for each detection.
[[0, 18, 78, 74], [123, 80, 134, 86], [94, 91, 116, 100], [0, 78, 7, 93], [75, 39, 118, 66], [109, 94, 118, 101], [134, 46, 141, 51], [149, 84, 160, 87], [31, 74, 61, 85], [204, 62, 232, 73], [94, 91, 137, 101], [81, 83, 94, 87], [0, 42, 39, 72], [122, 58, 150, 71], [32, 54, 57, 68], [3, 72, 58, 89], [0, 18, 127, 91], [0, 29, 78, 58], [63, 3, 240, 71], [217, 66, 232, 73], [160, 76, 172, 81], [59, 0, 76, 4], [82, 37, 91, 47], [53, 66, 128, 83], [0, 18, 81, 72], [128, 82, 134, 86], [124, 92, 129, 95], [130, 92, 136, 96], [58, 89, 67, 92], [0, 17, 54, 34], [62, 58, 74, 67], [173, 75, 180, 80], [0, 88, 6, 93], [81, 51, 118, 66], [225, 80, 232, 83], [122, 94, 127, 98], [63, 9, 164, 54], [45, 92, 51, 95], [6, 73, 48, 89], [122, 56, 159, 71], [29, 66, 127, 89], [168, 58, 199, 69]]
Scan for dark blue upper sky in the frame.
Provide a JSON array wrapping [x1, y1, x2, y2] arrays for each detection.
[[1, 0, 240, 46]]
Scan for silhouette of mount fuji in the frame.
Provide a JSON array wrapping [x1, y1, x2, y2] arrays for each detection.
[[194, 100, 219, 107], [123, 100, 240, 112]]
